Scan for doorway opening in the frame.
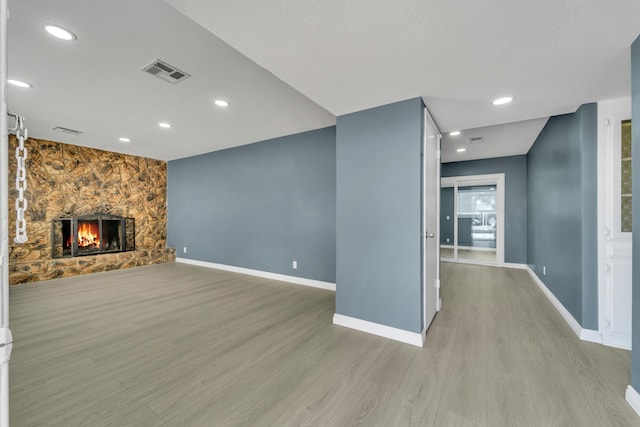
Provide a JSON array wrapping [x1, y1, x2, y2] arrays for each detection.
[[440, 173, 505, 265]]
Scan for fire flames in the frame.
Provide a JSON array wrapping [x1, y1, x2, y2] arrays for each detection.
[[77, 222, 100, 248]]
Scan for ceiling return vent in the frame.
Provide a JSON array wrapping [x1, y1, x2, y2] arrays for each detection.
[[142, 59, 191, 84], [52, 126, 83, 135], [469, 136, 484, 144]]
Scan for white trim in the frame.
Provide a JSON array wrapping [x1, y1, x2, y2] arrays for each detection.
[[176, 258, 336, 291], [456, 246, 496, 252], [441, 257, 499, 268], [503, 262, 528, 270], [332, 313, 424, 347], [579, 329, 603, 344], [626, 385, 640, 418], [602, 332, 632, 350], [597, 97, 633, 353], [422, 106, 441, 328], [1, 4, 11, 425], [526, 266, 602, 344], [442, 260, 528, 271]]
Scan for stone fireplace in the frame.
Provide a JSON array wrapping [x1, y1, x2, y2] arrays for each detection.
[[8, 135, 175, 285], [52, 214, 135, 258]]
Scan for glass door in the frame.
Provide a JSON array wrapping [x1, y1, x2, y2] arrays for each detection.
[[440, 174, 504, 265], [456, 185, 497, 262]]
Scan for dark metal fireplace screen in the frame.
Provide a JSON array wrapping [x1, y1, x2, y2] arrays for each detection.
[[52, 214, 135, 258]]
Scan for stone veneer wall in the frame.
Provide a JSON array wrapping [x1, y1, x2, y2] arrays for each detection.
[[8, 136, 175, 285]]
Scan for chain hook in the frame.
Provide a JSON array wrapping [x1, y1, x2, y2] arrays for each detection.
[[13, 114, 28, 244]]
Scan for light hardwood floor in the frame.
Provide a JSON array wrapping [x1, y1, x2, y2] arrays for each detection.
[[8, 262, 639, 426]]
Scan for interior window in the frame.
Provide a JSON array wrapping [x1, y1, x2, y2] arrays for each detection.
[[621, 119, 632, 232]]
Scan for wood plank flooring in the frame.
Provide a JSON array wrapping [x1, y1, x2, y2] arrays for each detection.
[[8, 262, 639, 426]]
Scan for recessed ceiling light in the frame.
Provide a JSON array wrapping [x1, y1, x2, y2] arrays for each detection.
[[449, 131, 461, 136], [43, 24, 77, 41], [158, 122, 172, 129], [214, 99, 229, 107], [492, 96, 513, 106], [457, 148, 466, 153], [8, 79, 32, 88], [119, 137, 131, 143]]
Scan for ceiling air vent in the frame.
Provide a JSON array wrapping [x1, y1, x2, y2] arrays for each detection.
[[142, 59, 191, 84], [469, 136, 484, 144], [52, 126, 83, 135]]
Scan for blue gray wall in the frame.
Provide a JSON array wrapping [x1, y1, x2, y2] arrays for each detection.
[[441, 156, 527, 263], [167, 126, 336, 283], [336, 98, 424, 333], [631, 34, 640, 391], [527, 103, 598, 329], [440, 187, 454, 245]]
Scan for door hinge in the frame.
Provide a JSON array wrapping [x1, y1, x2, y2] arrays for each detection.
[[0, 328, 13, 364]]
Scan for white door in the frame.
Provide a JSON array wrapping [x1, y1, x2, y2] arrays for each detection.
[[597, 97, 632, 350], [0, 3, 11, 426], [423, 108, 441, 331], [0, 0, 12, 427]]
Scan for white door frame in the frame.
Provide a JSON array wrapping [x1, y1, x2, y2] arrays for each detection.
[[597, 96, 632, 350], [422, 107, 441, 332], [0, 1, 11, 425], [441, 173, 505, 266]]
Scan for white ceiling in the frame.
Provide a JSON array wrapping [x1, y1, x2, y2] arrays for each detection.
[[440, 118, 548, 163], [7, 0, 640, 161], [6, 0, 335, 160]]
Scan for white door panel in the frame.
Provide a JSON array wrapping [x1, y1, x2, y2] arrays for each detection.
[[423, 108, 440, 332], [597, 97, 632, 350]]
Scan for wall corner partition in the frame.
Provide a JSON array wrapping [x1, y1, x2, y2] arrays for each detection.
[[335, 98, 424, 345], [629, 33, 640, 413], [526, 103, 598, 330]]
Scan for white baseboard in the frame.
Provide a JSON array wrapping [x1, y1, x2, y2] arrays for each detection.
[[525, 266, 602, 344], [444, 258, 500, 267], [439, 245, 496, 252], [602, 332, 632, 351], [332, 313, 424, 347], [458, 246, 497, 252], [176, 258, 336, 291], [503, 262, 528, 270], [626, 385, 640, 417], [579, 329, 603, 344]]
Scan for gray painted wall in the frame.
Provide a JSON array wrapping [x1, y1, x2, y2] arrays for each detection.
[[578, 104, 598, 330], [631, 34, 640, 391], [336, 98, 424, 333], [167, 126, 336, 283], [441, 156, 527, 264], [526, 103, 598, 329], [440, 187, 454, 245]]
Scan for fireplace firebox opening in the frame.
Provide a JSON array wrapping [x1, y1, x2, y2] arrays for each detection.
[[52, 214, 135, 258]]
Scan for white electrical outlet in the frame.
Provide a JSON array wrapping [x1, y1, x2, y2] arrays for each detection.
[[183, 247, 187, 253], [292, 260, 297, 269], [543, 265, 546, 275]]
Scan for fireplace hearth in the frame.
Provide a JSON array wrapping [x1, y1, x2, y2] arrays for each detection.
[[52, 214, 135, 258]]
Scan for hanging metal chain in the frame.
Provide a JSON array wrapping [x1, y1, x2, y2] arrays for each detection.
[[13, 115, 28, 244]]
